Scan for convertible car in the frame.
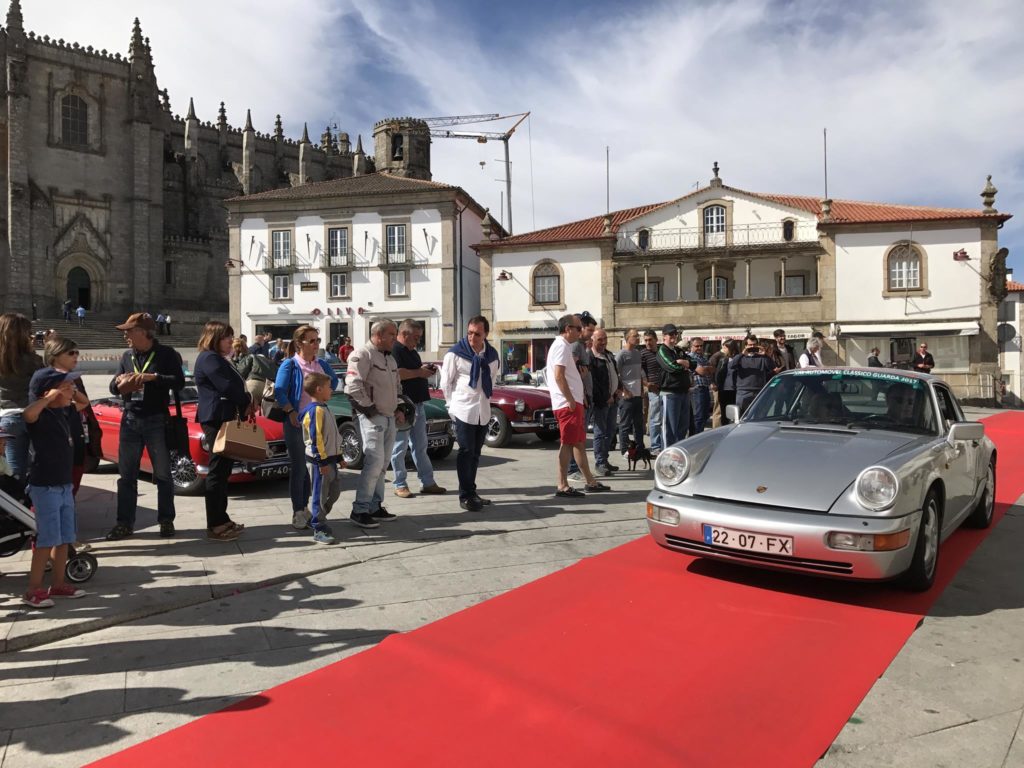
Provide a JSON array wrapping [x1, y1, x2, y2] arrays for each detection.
[[91, 379, 289, 495], [646, 368, 996, 591]]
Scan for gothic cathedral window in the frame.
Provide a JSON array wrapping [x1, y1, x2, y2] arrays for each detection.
[[61, 95, 89, 147]]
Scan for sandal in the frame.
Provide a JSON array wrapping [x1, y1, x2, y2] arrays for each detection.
[[208, 524, 242, 541], [554, 488, 585, 498], [227, 521, 245, 532], [584, 482, 610, 493]]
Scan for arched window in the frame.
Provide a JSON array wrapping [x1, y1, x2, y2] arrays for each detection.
[[887, 243, 922, 291], [782, 220, 795, 242], [703, 205, 726, 235], [532, 261, 561, 305], [391, 134, 404, 160], [637, 228, 651, 251], [703, 276, 728, 300], [61, 94, 88, 147]]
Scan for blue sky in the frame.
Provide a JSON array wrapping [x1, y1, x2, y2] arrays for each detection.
[[25, 0, 1024, 273]]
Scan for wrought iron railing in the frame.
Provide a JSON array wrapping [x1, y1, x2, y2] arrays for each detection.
[[617, 221, 818, 253], [322, 250, 353, 269], [381, 250, 410, 268], [266, 251, 296, 271]]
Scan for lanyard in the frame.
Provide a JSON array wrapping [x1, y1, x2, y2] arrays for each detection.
[[133, 351, 156, 374]]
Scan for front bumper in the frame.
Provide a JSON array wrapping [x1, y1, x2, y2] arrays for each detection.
[[645, 489, 922, 581], [196, 457, 291, 479], [512, 409, 556, 433]]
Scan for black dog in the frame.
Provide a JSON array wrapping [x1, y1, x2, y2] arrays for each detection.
[[626, 441, 652, 471]]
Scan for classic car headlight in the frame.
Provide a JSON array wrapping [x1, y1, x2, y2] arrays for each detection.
[[855, 466, 899, 511], [514, 399, 526, 413], [655, 447, 689, 486], [199, 434, 209, 452]]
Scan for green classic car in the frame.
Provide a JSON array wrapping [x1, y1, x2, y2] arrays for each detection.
[[325, 391, 455, 469]]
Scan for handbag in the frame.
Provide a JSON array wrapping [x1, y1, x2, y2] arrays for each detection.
[[263, 380, 287, 422], [165, 387, 190, 456], [213, 416, 268, 462]]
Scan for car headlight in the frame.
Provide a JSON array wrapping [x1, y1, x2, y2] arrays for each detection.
[[515, 399, 526, 413], [199, 434, 209, 452], [655, 447, 689, 486], [855, 466, 899, 511]]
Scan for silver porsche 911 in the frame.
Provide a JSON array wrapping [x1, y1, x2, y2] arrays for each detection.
[[646, 368, 996, 591]]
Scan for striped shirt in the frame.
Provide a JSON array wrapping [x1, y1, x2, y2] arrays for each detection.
[[301, 401, 341, 464]]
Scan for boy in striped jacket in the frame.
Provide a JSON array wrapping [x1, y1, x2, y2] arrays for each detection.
[[301, 373, 346, 545]]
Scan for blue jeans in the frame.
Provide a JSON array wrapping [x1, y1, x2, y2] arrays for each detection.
[[592, 402, 618, 468], [0, 412, 29, 480], [353, 413, 396, 515], [454, 417, 488, 500], [568, 405, 590, 474], [661, 392, 691, 447], [283, 418, 311, 513], [617, 395, 644, 452], [690, 386, 711, 435], [116, 412, 175, 528], [648, 392, 663, 452], [390, 402, 436, 489]]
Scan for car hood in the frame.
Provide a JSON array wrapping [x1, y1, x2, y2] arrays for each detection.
[[689, 423, 920, 512]]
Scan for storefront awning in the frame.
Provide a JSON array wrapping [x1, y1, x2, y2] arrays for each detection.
[[841, 321, 980, 337], [683, 326, 814, 341]]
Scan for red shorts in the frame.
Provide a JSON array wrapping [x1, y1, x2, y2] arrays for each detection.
[[555, 406, 586, 445]]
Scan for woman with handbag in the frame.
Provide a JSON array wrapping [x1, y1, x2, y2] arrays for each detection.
[[194, 321, 253, 541], [273, 325, 338, 529]]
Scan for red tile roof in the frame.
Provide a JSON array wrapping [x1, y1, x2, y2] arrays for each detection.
[[1007, 280, 1024, 292], [226, 173, 458, 203], [753, 192, 1011, 225], [481, 204, 668, 247], [482, 185, 1011, 248]]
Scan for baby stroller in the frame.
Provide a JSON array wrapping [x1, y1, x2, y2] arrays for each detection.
[[0, 481, 98, 584]]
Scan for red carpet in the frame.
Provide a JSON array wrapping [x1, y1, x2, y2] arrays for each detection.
[[93, 412, 1024, 768]]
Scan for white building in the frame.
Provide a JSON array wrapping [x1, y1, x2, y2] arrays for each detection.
[[477, 168, 1011, 403], [998, 273, 1024, 407], [225, 173, 492, 358]]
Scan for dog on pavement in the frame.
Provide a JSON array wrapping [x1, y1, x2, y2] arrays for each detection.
[[626, 440, 652, 471]]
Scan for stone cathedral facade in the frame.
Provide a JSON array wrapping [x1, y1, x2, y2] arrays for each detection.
[[0, 1, 405, 318]]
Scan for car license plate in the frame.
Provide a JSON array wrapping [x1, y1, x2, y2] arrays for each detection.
[[258, 466, 290, 478], [543, 419, 556, 430], [702, 524, 793, 555], [427, 437, 448, 448]]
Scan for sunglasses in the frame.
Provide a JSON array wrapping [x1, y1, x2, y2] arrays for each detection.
[[303, 338, 322, 344], [65, 350, 81, 356]]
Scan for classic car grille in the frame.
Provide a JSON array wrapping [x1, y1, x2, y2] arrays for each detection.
[[663, 534, 854, 575], [426, 418, 450, 436], [266, 440, 287, 459], [532, 408, 554, 422]]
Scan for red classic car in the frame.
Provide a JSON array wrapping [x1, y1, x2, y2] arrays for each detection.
[[90, 379, 289, 495], [428, 365, 557, 448]]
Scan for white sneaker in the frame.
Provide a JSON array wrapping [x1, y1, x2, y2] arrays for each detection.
[[291, 509, 311, 530]]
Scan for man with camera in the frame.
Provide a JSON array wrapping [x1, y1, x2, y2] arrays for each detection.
[[390, 319, 446, 498], [728, 334, 775, 415]]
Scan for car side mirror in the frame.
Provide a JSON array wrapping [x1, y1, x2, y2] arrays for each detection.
[[947, 422, 984, 443], [725, 404, 740, 423]]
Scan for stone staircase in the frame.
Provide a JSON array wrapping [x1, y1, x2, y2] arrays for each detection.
[[30, 315, 209, 352]]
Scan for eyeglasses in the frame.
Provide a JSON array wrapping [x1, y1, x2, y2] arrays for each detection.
[[303, 338, 322, 345], [66, 350, 80, 357]]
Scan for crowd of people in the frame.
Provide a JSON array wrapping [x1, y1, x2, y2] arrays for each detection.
[[0, 301, 941, 606]]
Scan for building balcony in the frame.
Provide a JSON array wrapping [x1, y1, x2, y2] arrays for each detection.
[[264, 253, 297, 273], [614, 294, 824, 331], [616, 221, 819, 257], [380, 251, 411, 269], [322, 250, 355, 270]]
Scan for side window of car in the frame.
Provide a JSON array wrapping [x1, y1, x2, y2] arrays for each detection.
[[934, 386, 959, 430]]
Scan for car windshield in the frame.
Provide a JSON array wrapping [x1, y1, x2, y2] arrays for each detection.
[[743, 370, 938, 435]]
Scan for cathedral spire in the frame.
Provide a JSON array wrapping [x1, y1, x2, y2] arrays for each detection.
[[355, 134, 364, 154], [6, 0, 24, 38], [218, 102, 227, 129], [129, 17, 146, 60], [301, 122, 310, 144], [274, 115, 284, 142], [243, 108, 254, 132], [186, 97, 197, 121]]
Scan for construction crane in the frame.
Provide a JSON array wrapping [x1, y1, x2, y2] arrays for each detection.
[[419, 112, 530, 235]]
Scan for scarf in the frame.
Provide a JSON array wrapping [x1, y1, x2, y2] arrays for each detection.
[[450, 337, 499, 397]]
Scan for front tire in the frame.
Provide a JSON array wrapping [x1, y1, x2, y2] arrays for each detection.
[[965, 458, 996, 529], [484, 408, 511, 448], [339, 420, 364, 469], [900, 489, 941, 592], [170, 450, 205, 495]]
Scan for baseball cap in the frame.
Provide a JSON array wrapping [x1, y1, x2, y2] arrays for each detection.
[[29, 368, 82, 399], [116, 312, 157, 332], [662, 323, 679, 335]]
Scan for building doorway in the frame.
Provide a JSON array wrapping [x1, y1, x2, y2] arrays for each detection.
[[67, 267, 91, 310]]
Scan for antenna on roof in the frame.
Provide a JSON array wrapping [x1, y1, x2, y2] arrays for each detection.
[[606, 146, 610, 215], [823, 127, 829, 200]]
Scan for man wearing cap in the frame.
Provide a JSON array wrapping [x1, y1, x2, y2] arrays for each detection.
[[105, 313, 186, 540], [656, 323, 692, 446]]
